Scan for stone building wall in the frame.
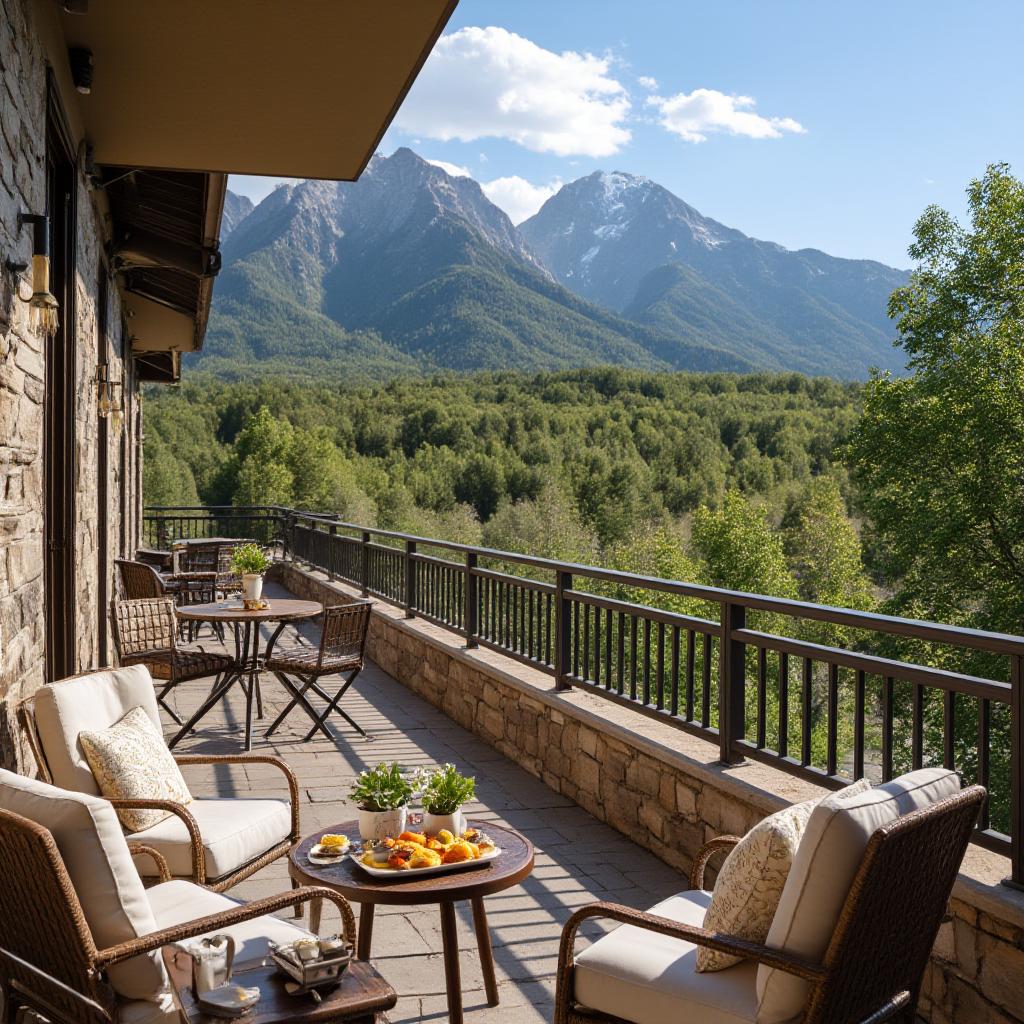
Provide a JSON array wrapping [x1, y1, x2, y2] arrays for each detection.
[[0, 0, 140, 769], [275, 559, 1024, 1023]]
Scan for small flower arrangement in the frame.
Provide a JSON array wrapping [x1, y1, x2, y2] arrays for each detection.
[[423, 764, 475, 816], [230, 543, 271, 577], [350, 762, 415, 812]]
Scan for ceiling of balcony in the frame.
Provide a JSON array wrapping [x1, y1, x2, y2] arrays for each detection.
[[60, 0, 456, 179]]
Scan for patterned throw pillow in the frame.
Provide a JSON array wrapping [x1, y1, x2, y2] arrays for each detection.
[[79, 706, 193, 832], [696, 778, 871, 972]]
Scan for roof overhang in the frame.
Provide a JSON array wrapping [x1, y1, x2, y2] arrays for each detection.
[[134, 349, 181, 385], [49, 0, 456, 360], [59, 0, 457, 180]]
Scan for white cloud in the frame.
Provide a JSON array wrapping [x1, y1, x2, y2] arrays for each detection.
[[637, 75, 658, 91], [480, 175, 563, 224], [647, 89, 805, 143], [425, 158, 472, 178], [395, 26, 631, 157]]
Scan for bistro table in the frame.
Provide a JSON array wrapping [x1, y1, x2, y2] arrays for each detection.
[[170, 598, 323, 751], [290, 821, 534, 1024]]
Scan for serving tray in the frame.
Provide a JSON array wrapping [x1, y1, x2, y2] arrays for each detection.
[[349, 846, 501, 879]]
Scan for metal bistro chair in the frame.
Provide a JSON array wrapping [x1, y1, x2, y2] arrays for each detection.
[[111, 597, 235, 726], [264, 600, 373, 742]]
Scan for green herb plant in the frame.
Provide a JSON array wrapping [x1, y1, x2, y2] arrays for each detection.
[[230, 543, 271, 576], [423, 763, 475, 815], [349, 762, 414, 812]]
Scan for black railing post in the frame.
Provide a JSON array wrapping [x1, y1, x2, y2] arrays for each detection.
[[554, 570, 573, 690], [465, 552, 478, 647], [327, 522, 338, 579], [718, 600, 746, 765], [1008, 654, 1024, 890], [405, 540, 417, 618], [360, 531, 370, 596]]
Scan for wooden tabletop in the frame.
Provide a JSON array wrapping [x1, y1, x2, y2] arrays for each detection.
[[289, 821, 534, 906], [175, 599, 323, 623], [163, 946, 396, 1024], [172, 537, 256, 547]]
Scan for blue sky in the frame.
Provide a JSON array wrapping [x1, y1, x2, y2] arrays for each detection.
[[230, 1, 1024, 268]]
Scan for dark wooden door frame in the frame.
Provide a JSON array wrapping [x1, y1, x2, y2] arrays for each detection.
[[43, 72, 77, 682], [96, 269, 110, 666]]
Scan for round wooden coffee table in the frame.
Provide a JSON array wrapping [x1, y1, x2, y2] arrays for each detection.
[[290, 821, 534, 1024], [171, 598, 322, 750]]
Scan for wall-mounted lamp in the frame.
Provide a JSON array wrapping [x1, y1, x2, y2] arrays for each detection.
[[17, 213, 59, 339], [96, 364, 124, 432]]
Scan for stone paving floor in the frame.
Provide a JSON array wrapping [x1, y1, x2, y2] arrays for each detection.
[[165, 583, 683, 1022]]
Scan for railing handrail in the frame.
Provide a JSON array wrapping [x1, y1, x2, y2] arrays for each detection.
[[283, 513, 1024, 658]]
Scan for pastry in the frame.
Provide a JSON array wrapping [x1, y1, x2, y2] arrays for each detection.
[[409, 846, 443, 869], [441, 840, 476, 864]]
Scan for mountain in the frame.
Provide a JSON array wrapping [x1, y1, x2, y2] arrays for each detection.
[[198, 150, 748, 379], [220, 190, 254, 239], [519, 171, 908, 378], [199, 153, 907, 382]]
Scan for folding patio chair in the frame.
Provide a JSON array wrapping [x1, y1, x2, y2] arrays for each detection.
[[264, 600, 373, 741]]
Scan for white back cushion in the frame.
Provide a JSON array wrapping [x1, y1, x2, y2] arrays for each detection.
[[0, 769, 167, 1000], [755, 768, 961, 1023], [33, 666, 162, 794]]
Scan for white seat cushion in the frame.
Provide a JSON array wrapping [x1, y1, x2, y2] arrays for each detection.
[[574, 890, 757, 1024], [33, 666, 163, 795], [128, 798, 291, 880], [0, 769, 167, 1001], [756, 768, 962, 1023], [147, 879, 313, 960]]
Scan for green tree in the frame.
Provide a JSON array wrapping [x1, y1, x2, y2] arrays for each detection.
[[847, 164, 1024, 648], [143, 435, 201, 508]]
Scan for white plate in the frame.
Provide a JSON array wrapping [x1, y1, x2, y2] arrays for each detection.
[[307, 842, 351, 866], [351, 846, 501, 879], [195, 984, 260, 1018]]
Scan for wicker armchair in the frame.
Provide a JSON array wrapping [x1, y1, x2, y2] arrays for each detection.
[[555, 785, 986, 1024], [263, 600, 373, 742], [0, 793, 367, 1024], [17, 665, 301, 893], [115, 558, 178, 600], [110, 597, 234, 726]]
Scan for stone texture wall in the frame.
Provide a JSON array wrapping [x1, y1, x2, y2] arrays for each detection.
[[274, 560, 1024, 1023], [0, 0, 140, 769]]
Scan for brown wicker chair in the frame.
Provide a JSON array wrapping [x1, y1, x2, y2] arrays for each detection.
[[0, 804, 361, 1024], [115, 558, 179, 600], [555, 785, 986, 1024], [110, 597, 235, 726], [264, 601, 373, 742], [17, 665, 303, 893]]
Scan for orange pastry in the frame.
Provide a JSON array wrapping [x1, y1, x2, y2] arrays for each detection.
[[441, 840, 476, 864], [398, 831, 427, 846], [409, 846, 443, 869]]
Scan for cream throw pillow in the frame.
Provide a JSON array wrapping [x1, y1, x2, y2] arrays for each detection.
[[697, 778, 870, 972], [79, 706, 193, 832]]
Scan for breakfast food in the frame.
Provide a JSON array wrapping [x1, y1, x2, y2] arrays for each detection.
[[319, 834, 350, 850], [356, 826, 497, 872]]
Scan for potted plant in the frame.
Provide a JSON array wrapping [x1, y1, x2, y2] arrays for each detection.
[[350, 762, 415, 840], [230, 543, 271, 604], [422, 763, 475, 837]]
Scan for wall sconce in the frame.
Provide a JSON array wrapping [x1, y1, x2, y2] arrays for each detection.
[[18, 213, 59, 339], [96, 364, 124, 431]]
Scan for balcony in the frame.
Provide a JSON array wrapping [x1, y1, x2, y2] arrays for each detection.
[[140, 505, 1024, 1023]]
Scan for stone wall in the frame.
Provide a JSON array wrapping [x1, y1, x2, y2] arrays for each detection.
[[274, 559, 1024, 1023], [0, 0, 140, 769]]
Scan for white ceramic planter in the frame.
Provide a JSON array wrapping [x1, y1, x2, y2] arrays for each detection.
[[242, 574, 264, 602], [423, 809, 465, 837], [358, 805, 408, 841]]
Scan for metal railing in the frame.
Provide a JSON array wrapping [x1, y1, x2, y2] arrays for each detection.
[[142, 505, 287, 549], [143, 504, 1024, 886]]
